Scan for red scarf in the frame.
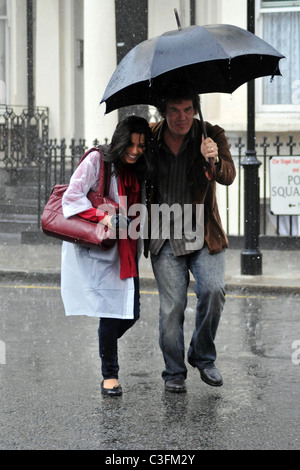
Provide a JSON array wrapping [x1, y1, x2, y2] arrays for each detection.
[[118, 167, 140, 279]]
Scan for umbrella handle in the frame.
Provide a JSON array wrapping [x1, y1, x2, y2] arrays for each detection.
[[197, 102, 216, 181], [197, 102, 207, 139]]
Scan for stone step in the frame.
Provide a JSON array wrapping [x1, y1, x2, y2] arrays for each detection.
[[0, 232, 21, 244], [0, 167, 53, 237], [0, 212, 38, 222], [0, 194, 46, 215], [0, 217, 38, 234], [4, 185, 41, 201], [3, 204, 40, 217]]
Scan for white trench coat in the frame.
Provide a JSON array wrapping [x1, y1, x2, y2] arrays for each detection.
[[60, 150, 144, 319]]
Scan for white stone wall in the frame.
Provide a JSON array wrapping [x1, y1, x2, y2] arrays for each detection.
[[6, 0, 300, 142]]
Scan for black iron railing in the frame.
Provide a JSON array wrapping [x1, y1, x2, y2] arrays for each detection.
[[0, 105, 299, 243], [33, 134, 300, 239], [0, 105, 49, 168], [223, 134, 300, 239]]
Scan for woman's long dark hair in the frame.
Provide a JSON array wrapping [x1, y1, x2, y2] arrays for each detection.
[[101, 115, 154, 180]]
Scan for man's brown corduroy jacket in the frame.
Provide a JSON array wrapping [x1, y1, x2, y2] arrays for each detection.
[[144, 118, 236, 256]]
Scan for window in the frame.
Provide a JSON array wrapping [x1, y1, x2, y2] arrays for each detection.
[[258, 0, 300, 110], [0, 0, 8, 104], [262, 1, 300, 6]]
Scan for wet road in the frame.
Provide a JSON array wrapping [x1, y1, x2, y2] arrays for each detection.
[[0, 280, 299, 450]]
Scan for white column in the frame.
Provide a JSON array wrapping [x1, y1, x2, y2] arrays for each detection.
[[148, 0, 182, 38], [59, 0, 75, 140], [84, 0, 118, 146], [35, 0, 61, 138], [9, 0, 27, 105]]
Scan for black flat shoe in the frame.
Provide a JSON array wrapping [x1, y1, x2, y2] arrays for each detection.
[[101, 380, 122, 397], [165, 378, 187, 393], [200, 366, 223, 387]]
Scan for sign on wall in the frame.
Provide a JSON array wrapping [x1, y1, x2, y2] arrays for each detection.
[[270, 156, 300, 215]]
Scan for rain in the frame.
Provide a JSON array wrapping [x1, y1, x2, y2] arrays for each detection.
[[0, 0, 300, 454], [0, 246, 300, 450]]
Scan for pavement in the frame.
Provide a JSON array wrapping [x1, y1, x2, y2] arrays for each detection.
[[0, 236, 299, 293], [1, 235, 300, 451]]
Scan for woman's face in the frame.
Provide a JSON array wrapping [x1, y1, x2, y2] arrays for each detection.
[[122, 133, 146, 165]]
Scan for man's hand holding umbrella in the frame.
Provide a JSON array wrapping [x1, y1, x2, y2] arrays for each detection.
[[200, 135, 219, 181], [201, 134, 219, 164]]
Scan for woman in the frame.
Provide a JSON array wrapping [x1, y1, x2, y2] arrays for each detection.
[[61, 116, 153, 397]]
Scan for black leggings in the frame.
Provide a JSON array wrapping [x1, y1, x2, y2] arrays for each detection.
[[98, 276, 140, 380], [98, 318, 136, 379]]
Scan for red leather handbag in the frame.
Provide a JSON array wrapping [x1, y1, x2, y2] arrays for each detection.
[[41, 148, 119, 248]]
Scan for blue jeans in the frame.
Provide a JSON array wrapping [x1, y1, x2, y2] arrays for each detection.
[[151, 241, 226, 381]]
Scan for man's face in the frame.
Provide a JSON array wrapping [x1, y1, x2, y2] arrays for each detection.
[[165, 99, 196, 137]]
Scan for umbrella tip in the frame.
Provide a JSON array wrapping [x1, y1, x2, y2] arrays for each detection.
[[174, 8, 182, 30]]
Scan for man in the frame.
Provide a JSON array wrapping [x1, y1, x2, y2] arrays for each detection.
[[147, 82, 236, 393]]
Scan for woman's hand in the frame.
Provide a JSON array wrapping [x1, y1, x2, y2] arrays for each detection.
[[102, 214, 113, 229], [102, 214, 131, 230]]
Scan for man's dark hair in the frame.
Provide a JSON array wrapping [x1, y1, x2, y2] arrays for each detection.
[[155, 81, 200, 117]]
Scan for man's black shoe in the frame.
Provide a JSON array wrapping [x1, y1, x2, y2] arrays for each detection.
[[165, 378, 187, 393], [200, 366, 223, 387]]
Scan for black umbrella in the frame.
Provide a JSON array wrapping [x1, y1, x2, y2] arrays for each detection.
[[100, 17, 284, 128]]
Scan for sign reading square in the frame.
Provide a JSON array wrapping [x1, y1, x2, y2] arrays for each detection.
[[270, 156, 300, 215]]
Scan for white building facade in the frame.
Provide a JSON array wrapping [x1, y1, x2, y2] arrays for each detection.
[[2, 0, 300, 143], [1, 0, 299, 236]]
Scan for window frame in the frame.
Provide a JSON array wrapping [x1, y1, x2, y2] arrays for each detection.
[[256, 0, 300, 113], [261, 1, 300, 9]]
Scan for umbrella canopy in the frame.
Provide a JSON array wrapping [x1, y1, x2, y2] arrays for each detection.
[[100, 23, 284, 114]]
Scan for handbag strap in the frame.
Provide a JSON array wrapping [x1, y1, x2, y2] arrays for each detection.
[[78, 147, 111, 198]]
